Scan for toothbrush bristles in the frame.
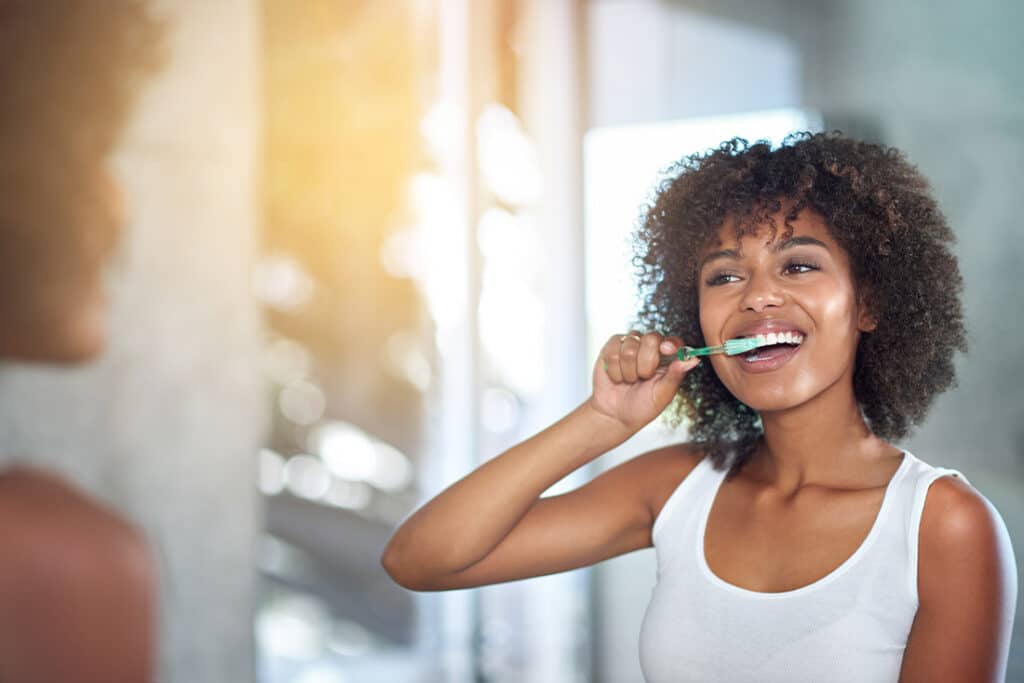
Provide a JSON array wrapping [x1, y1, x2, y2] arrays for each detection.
[[723, 337, 761, 355]]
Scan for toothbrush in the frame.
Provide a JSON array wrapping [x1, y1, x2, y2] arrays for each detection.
[[657, 337, 767, 367]]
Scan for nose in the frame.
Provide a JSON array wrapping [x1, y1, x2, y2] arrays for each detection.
[[738, 268, 784, 313]]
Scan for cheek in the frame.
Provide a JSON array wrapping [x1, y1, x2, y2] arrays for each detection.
[[697, 291, 724, 343], [0, 211, 111, 363], [810, 285, 862, 350]]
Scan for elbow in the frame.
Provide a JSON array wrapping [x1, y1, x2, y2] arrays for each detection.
[[380, 542, 440, 592], [379, 545, 405, 585], [380, 541, 414, 589]]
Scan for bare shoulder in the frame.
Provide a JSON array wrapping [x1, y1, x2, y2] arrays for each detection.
[[0, 466, 150, 581], [919, 475, 1001, 559], [901, 473, 1016, 681], [0, 465, 84, 524], [0, 466, 156, 681], [917, 472, 1013, 614], [0, 465, 129, 530]]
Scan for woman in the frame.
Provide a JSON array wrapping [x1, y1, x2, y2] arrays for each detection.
[[0, 2, 161, 681], [381, 133, 1017, 681]]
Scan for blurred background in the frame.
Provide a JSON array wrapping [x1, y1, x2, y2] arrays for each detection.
[[0, 0, 1021, 681]]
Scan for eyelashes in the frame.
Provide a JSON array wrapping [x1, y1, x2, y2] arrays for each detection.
[[704, 272, 738, 287], [703, 260, 821, 287], [784, 260, 820, 275]]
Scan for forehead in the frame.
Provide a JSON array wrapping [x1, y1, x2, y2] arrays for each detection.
[[703, 206, 838, 253]]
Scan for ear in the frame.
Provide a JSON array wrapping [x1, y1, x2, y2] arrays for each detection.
[[856, 290, 878, 332]]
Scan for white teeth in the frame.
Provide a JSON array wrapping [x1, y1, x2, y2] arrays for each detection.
[[741, 331, 805, 361], [747, 331, 804, 346]]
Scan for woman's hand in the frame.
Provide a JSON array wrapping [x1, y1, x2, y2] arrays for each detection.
[[587, 331, 700, 434], [382, 332, 698, 592]]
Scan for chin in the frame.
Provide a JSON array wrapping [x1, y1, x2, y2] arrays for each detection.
[[0, 305, 108, 365], [737, 395, 798, 414], [52, 326, 107, 364], [724, 376, 826, 415], [714, 377, 794, 414], [8, 332, 106, 366], [51, 306, 108, 364]]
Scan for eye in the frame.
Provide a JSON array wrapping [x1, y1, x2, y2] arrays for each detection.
[[704, 272, 740, 286], [784, 260, 819, 275]]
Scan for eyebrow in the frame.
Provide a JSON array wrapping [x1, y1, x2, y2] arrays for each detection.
[[699, 236, 831, 269]]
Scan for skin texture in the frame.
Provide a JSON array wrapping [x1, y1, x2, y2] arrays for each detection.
[[382, 207, 1013, 680]]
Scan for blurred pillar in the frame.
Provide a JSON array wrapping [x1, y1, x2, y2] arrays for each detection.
[[422, 0, 485, 681], [0, 1, 266, 681], [518, 1, 592, 682], [420, 1, 591, 680]]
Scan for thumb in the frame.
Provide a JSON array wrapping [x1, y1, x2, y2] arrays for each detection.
[[653, 356, 699, 403]]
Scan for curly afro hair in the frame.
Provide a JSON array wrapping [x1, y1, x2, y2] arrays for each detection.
[[0, 1, 163, 158], [0, 0, 164, 256], [633, 131, 967, 478]]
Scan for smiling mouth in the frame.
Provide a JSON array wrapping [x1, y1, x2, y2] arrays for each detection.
[[733, 332, 804, 372]]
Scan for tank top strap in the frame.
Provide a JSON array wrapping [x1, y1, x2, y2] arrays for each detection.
[[652, 453, 714, 541], [651, 454, 733, 581], [901, 450, 971, 603]]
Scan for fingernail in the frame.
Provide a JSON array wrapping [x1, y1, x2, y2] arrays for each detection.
[[660, 342, 673, 353]]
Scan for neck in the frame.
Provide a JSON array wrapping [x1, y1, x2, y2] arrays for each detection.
[[750, 375, 896, 494]]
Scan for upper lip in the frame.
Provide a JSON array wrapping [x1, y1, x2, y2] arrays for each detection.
[[730, 318, 807, 339]]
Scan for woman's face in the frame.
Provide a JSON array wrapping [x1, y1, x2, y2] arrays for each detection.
[[697, 206, 875, 413], [0, 161, 122, 363]]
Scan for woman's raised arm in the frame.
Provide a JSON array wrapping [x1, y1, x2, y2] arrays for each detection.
[[380, 331, 700, 591]]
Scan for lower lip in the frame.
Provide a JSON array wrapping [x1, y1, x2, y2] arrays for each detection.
[[732, 343, 802, 373]]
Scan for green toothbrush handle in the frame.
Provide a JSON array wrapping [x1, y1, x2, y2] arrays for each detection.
[[657, 337, 760, 367], [657, 345, 717, 367]]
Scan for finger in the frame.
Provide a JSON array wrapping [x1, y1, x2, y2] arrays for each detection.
[[601, 335, 625, 383], [654, 335, 683, 370], [654, 356, 700, 402], [659, 335, 684, 355], [618, 331, 644, 383], [636, 332, 663, 380]]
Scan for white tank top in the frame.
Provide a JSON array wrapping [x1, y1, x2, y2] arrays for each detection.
[[638, 450, 1006, 682]]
